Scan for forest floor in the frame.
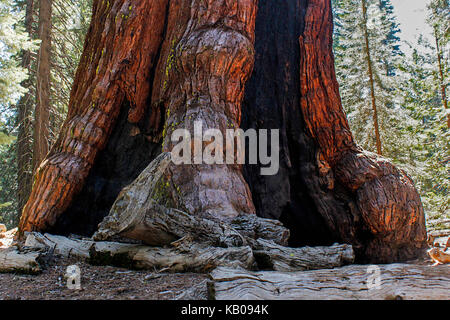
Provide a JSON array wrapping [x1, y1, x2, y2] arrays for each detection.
[[0, 256, 208, 300], [0, 254, 441, 300]]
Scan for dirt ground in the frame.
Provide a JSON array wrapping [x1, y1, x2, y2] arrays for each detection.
[[0, 256, 208, 300]]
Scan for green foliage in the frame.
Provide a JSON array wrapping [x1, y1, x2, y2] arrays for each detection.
[[333, 0, 449, 222], [0, 142, 17, 228], [396, 0, 449, 221], [0, 0, 91, 228], [0, 0, 35, 107], [333, 0, 412, 160], [50, 0, 92, 139]]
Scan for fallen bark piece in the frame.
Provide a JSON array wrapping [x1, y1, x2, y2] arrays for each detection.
[[230, 216, 290, 246], [429, 229, 450, 238], [209, 264, 450, 300], [427, 247, 450, 265], [176, 280, 209, 300], [25, 232, 254, 272], [0, 248, 41, 274], [0, 228, 18, 248], [251, 239, 354, 271]]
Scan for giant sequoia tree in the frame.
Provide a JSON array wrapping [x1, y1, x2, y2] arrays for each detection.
[[19, 0, 427, 263]]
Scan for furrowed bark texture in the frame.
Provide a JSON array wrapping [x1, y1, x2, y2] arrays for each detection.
[[20, 0, 169, 234], [152, 0, 257, 220], [20, 0, 258, 235], [242, 0, 346, 248], [297, 0, 426, 262]]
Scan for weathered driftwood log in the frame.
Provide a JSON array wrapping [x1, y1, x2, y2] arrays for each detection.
[[251, 239, 354, 272], [0, 248, 41, 274], [209, 264, 450, 300], [25, 230, 356, 273], [229, 216, 289, 246], [25, 232, 254, 272]]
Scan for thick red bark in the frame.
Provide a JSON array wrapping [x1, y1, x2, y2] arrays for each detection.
[[298, 0, 426, 261], [152, 0, 257, 219], [20, 0, 169, 233]]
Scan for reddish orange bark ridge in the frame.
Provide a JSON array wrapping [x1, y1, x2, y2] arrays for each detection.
[[19, 0, 169, 233], [299, 0, 426, 260]]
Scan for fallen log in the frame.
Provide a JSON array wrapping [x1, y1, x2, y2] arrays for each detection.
[[209, 264, 450, 300], [0, 247, 41, 274], [25, 232, 255, 272], [251, 239, 354, 271], [429, 229, 450, 238]]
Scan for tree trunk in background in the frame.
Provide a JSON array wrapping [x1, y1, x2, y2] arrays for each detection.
[[433, 27, 449, 129], [33, 0, 52, 171], [19, 0, 427, 263], [361, 0, 383, 155], [16, 0, 35, 216]]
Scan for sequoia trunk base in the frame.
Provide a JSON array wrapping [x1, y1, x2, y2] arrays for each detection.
[[19, 0, 426, 264]]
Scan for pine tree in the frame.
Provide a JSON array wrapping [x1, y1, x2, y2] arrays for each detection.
[[427, 0, 449, 129], [16, 0, 34, 215], [0, 0, 33, 106], [400, 44, 449, 222], [0, 0, 35, 226], [332, 0, 412, 162], [33, 0, 52, 171], [395, 0, 450, 223]]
